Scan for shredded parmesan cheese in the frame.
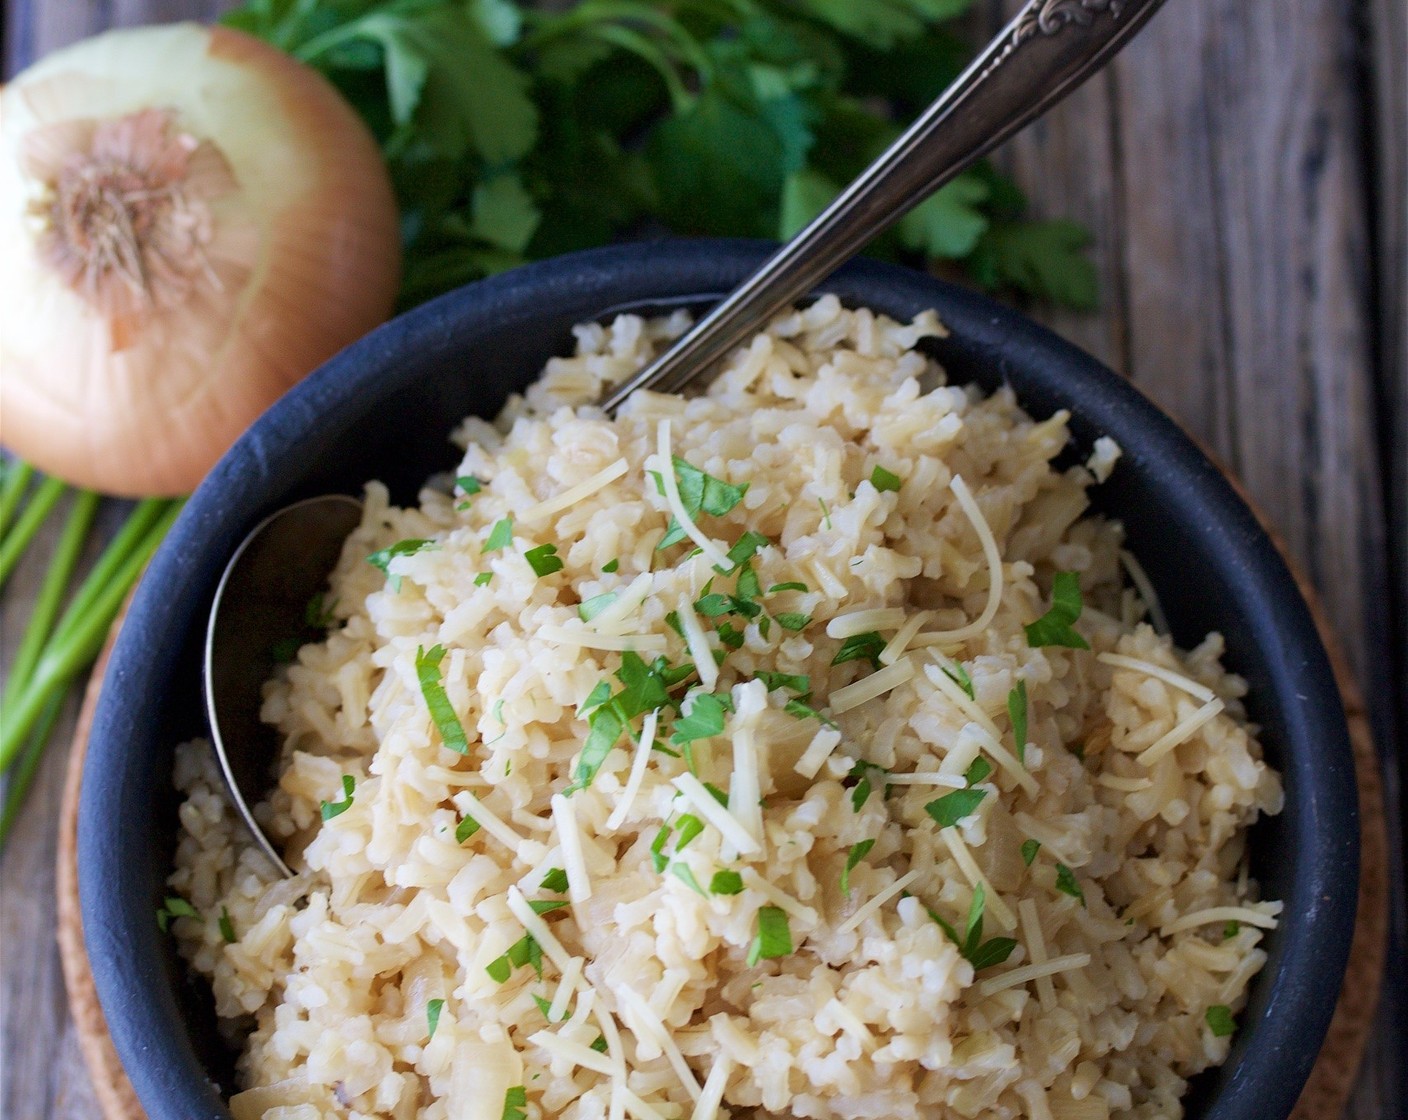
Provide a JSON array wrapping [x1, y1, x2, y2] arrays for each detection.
[[829, 655, 914, 714], [529, 1028, 616, 1076], [672, 772, 762, 855], [965, 722, 1040, 797], [977, 953, 1091, 998], [793, 724, 842, 779], [1136, 698, 1225, 766], [729, 722, 764, 852], [1160, 905, 1280, 937], [880, 609, 932, 665], [885, 771, 967, 788], [551, 793, 592, 904], [1097, 652, 1215, 703], [453, 791, 526, 854], [586, 573, 655, 634], [1018, 898, 1056, 1011], [548, 956, 583, 1022], [921, 658, 1005, 742], [826, 607, 907, 639], [521, 458, 629, 522], [505, 886, 574, 973], [837, 868, 921, 934], [617, 987, 703, 1102], [677, 594, 719, 691], [1095, 773, 1153, 792], [1119, 549, 1170, 635], [606, 708, 659, 831], [742, 868, 819, 927], [691, 1054, 735, 1120], [941, 830, 1016, 930], [619, 1087, 673, 1120], [910, 475, 1004, 643], [656, 420, 731, 569], [537, 623, 669, 653], [824, 998, 875, 1046]]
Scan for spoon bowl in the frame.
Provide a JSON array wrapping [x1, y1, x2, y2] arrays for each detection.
[[202, 493, 362, 877]]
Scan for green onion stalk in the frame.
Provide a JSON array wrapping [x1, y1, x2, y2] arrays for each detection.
[[0, 460, 182, 846]]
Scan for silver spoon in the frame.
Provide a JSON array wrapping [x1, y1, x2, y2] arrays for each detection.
[[203, 0, 1166, 870], [203, 495, 363, 876], [600, 0, 1167, 413]]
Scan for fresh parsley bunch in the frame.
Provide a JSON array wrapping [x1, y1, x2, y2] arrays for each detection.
[[225, 0, 1097, 310]]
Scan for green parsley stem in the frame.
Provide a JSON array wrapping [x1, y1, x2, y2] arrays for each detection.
[[0, 475, 68, 591], [0, 460, 35, 539]]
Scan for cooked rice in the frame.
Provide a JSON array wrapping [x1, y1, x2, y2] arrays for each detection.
[[169, 297, 1283, 1120]]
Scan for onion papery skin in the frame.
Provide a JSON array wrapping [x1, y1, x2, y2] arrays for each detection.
[[0, 24, 401, 497]]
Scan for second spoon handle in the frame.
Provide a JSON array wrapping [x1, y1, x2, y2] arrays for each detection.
[[600, 0, 1167, 414]]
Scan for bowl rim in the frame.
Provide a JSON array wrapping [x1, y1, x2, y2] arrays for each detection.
[[79, 237, 1358, 1120]]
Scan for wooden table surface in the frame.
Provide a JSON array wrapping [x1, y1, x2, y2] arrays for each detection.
[[2, 0, 1404, 1117]]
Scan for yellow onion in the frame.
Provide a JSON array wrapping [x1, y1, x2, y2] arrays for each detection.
[[0, 23, 401, 497]]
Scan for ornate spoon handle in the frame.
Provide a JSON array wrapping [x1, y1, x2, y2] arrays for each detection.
[[600, 0, 1167, 413]]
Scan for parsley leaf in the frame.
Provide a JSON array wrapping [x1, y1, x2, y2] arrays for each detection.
[[502, 1085, 529, 1120], [1054, 863, 1086, 906], [483, 517, 514, 553], [455, 813, 481, 844], [747, 905, 793, 966], [1205, 1005, 1236, 1037], [524, 542, 563, 577], [1025, 571, 1091, 649], [939, 659, 975, 699], [927, 883, 1017, 971], [711, 869, 745, 895], [218, 906, 236, 944], [656, 457, 749, 548], [969, 218, 1098, 310], [756, 671, 810, 694], [832, 631, 885, 668], [578, 592, 618, 621], [775, 612, 812, 632], [870, 465, 902, 492], [925, 787, 986, 828], [540, 867, 570, 893], [841, 838, 875, 895], [1008, 679, 1030, 765], [671, 863, 707, 897], [415, 645, 471, 754], [963, 757, 992, 786], [1021, 838, 1041, 866], [367, 538, 434, 592], [768, 581, 809, 594], [426, 998, 445, 1040], [156, 896, 198, 933], [671, 692, 727, 751], [320, 774, 356, 820]]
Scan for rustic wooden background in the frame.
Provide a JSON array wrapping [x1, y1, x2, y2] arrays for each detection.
[[2, 0, 1404, 1117]]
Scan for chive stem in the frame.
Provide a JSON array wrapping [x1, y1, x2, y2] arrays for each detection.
[[51, 499, 170, 636], [0, 476, 67, 591], [0, 691, 66, 849], [0, 460, 35, 539], [0, 501, 182, 773]]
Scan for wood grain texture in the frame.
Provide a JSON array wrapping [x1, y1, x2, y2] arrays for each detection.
[[2, 0, 1403, 1116]]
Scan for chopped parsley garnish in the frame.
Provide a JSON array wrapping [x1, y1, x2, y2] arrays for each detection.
[[601, 558, 619, 573], [1021, 838, 1042, 866], [1054, 862, 1086, 906], [218, 906, 236, 944], [723, 530, 770, 570], [528, 899, 570, 916], [1223, 920, 1241, 940], [756, 671, 810, 695], [319, 774, 356, 820], [925, 788, 987, 828], [940, 660, 975, 699], [848, 760, 890, 812], [964, 757, 993, 786], [1024, 571, 1091, 649], [747, 905, 793, 966], [304, 591, 336, 629], [426, 998, 445, 1040], [156, 896, 198, 933], [674, 814, 705, 851], [455, 814, 481, 844], [650, 825, 674, 873], [841, 839, 876, 896], [717, 622, 746, 649], [671, 863, 707, 897], [367, 538, 434, 591], [832, 631, 885, 669], [473, 571, 493, 587], [524, 543, 563, 577], [654, 458, 750, 549], [487, 934, 542, 983], [578, 591, 618, 621], [415, 644, 470, 754], [710, 870, 744, 895], [767, 581, 808, 594], [928, 884, 1017, 972], [532, 994, 560, 1021], [577, 680, 611, 716], [569, 652, 694, 791], [1008, 680, 1029, 765], [870, 465, 902, 492], [540, 867, 569, 894], [785, 698, 836, 727], [1205, 1005, 1236, 1037], [456, 476, 483, 497], [775, 612, 812, 632], [735, 562, 761, 602], [589, 1035, 609, 1053], [502, 1086, 528, 1120], [818, 498, 832, 530], [703, 781, 730, 807], [671, 692, 727, 759], [483, 517, 513, 553]]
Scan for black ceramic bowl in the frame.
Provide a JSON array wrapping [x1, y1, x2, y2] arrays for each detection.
[[80, 240, 1357, 1119]]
